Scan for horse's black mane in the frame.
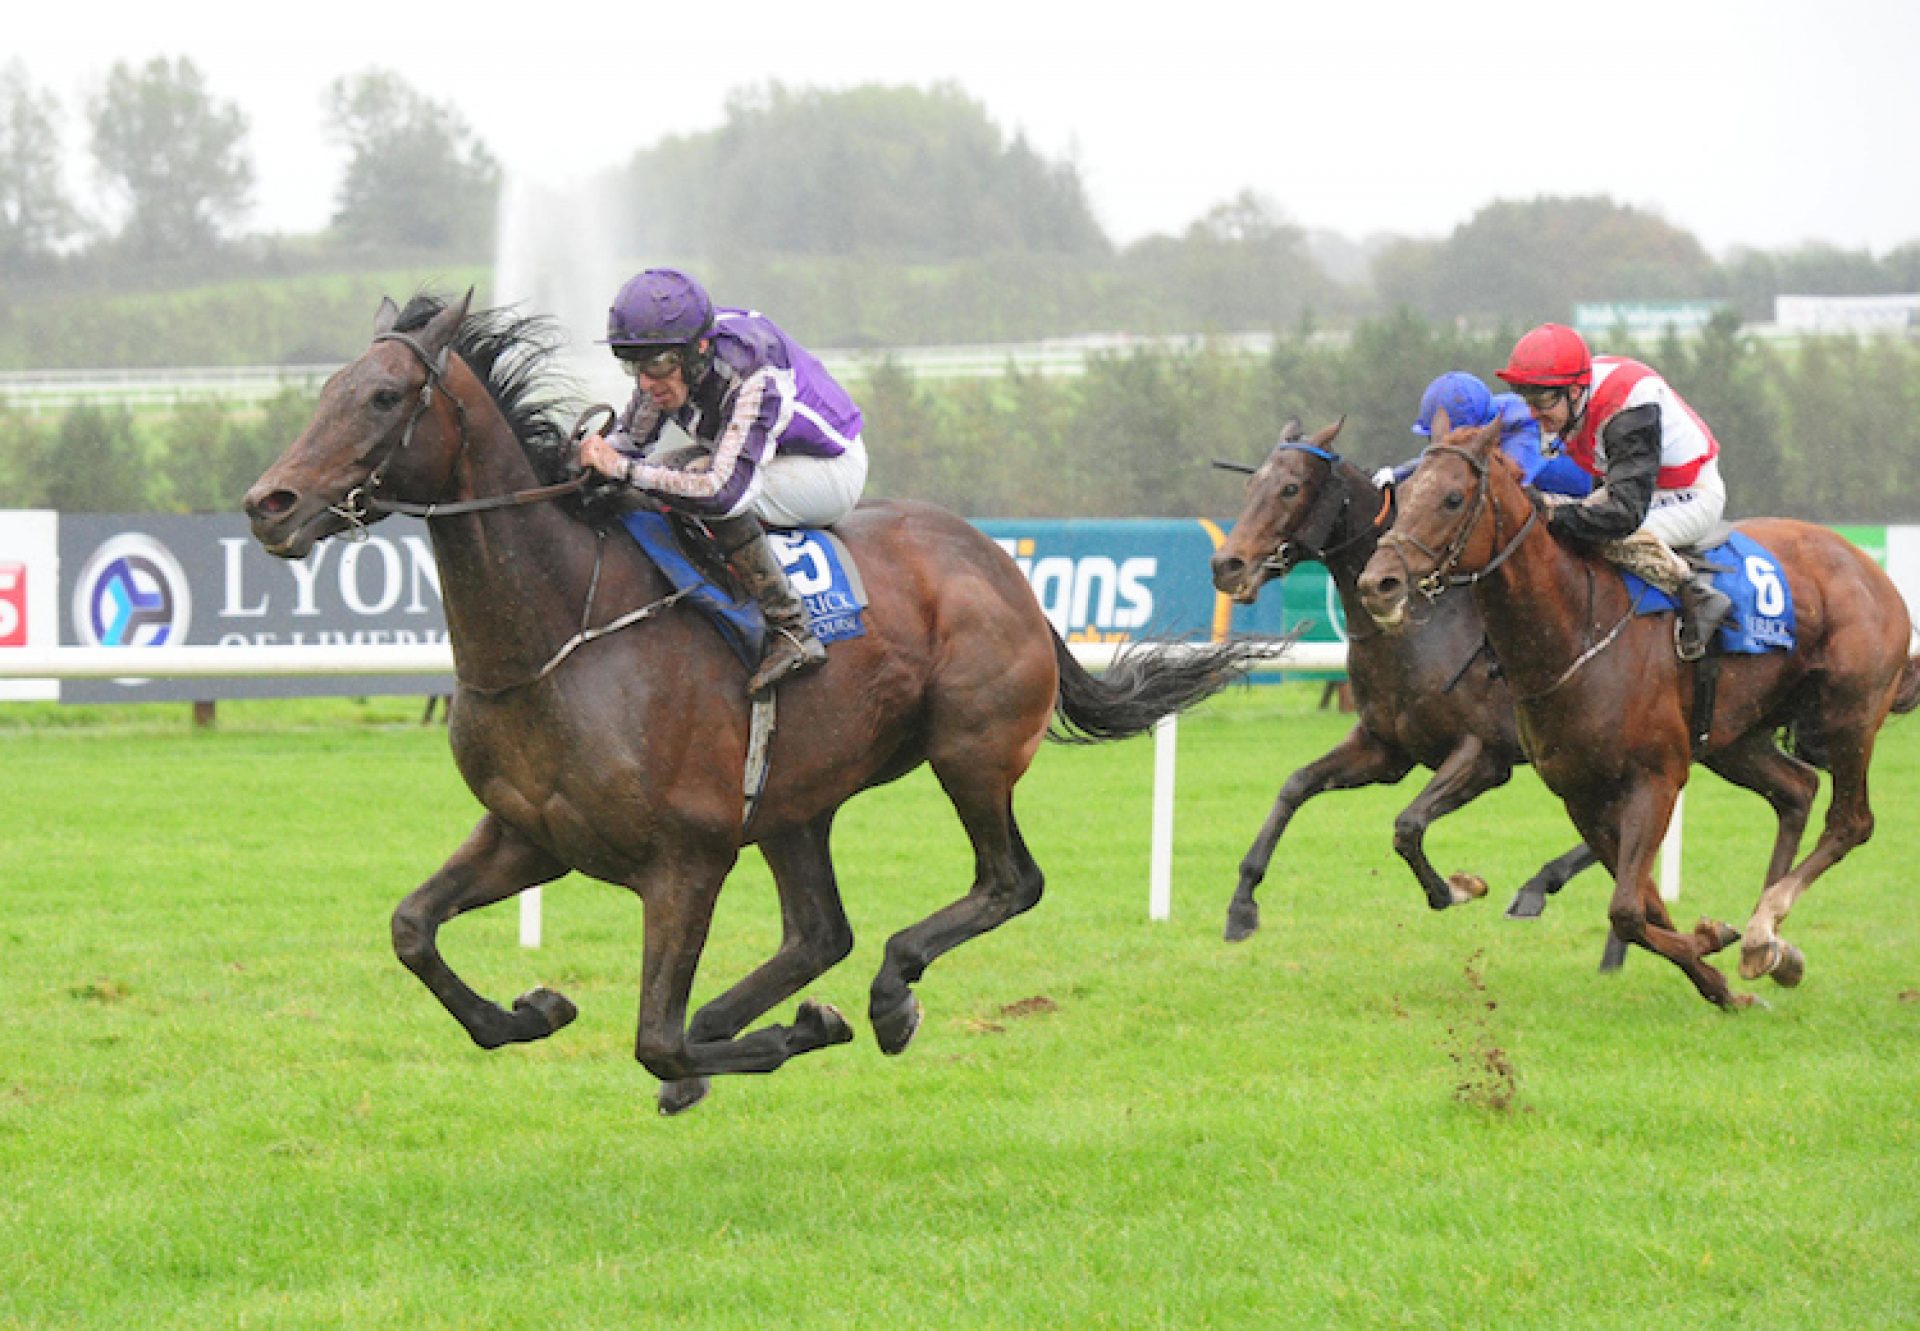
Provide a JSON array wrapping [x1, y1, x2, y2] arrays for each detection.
[[394, 294, 582, 486]]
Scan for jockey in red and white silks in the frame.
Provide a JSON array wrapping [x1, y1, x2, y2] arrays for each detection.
[[1552, 355, 1726, 550], [1498, 323, 1733, 660]]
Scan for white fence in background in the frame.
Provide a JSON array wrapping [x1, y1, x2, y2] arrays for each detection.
[[0, 333, 1285, 413], [5, 638, 1411, 937]]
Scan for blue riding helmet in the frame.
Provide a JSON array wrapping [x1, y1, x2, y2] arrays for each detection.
[[1412, 371, 1496, 436], [603, 268, 715, 351]]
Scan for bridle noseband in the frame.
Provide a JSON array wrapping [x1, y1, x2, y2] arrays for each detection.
[[1221, 441, 1391, 578], [1375, 442, 1536, 600]]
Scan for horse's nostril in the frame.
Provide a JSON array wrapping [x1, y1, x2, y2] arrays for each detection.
[[255, 489, 297, 517]]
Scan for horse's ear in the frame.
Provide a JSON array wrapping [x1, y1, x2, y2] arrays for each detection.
[[1310, 415, 1345, 449], [373, 297, 401, 335], [419, 289, 473, 356], [1475, 418, 1503, 452], [1279, 417, 1303, 443]]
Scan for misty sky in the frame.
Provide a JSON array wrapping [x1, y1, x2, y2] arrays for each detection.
[[13, 0, 1920, 258]]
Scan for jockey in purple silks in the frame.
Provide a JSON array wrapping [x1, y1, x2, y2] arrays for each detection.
[[576, 268, 869, 695]]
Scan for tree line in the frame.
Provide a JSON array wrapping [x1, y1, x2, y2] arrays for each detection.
[[6, 72, 1920, 367], [1, 57, 498, 286], [7, 309, 1914, 524]]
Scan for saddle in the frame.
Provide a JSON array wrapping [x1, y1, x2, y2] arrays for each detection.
[[618, 510, 870, 670]]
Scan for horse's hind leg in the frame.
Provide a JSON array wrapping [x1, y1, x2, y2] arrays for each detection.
[[657, 812, 855, 1115], [391, 814, 576, 1049], [630, 845, 855, 1089], [869, 785, 1044, 1057], [1506, 843, 1600, 921], [1226, 725, 1413, 941], [1704, 730, 1819, 892], [1740, 728, 1881, 986]]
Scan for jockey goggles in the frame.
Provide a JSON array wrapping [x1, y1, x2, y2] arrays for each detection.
[[1513, 384, 1566, 408], [618, 346, 688, 379]]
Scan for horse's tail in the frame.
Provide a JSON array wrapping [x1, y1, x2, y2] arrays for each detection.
[[1894, 652, 1920, 716], [1047, 630, 1274, 744]]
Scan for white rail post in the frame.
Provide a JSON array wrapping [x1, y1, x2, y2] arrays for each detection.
[[1659, 789, 1684, 902], [1149, 713, 1177, 921]]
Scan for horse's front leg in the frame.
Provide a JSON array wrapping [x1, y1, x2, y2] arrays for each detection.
[[1226, 725, 1414, 940], [391, 814, 576, 1049], [1596, 779, 1752, 1009], [631, 846, 854, 1090], [1390, 736, 1509, 911]]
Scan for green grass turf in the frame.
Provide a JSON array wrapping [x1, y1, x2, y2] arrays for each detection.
[[2, 686, 1918, 1328]]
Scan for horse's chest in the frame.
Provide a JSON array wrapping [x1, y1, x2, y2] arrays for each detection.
[[449, 700, 735, 864]]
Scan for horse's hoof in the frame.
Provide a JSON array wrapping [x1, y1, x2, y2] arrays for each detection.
[[871, 991, 923, 1056], [1447, 873, 1489, 905], [512, 986, 578, 1038], [1722, 991, 1762, 1011], [1740, 937, 1785, 982], [1504, 886, 1547, 920], [1598, 932, 1630, 974], [1224, 899, 1260, 942], [1769, 942, 1806, 988], [658, 1077, 710, 1116], [794, 999, 856, 1051], [1694, 917, 1740, 954]]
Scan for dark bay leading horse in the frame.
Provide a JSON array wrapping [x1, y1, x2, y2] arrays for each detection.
[[1357, 421, 1920, 1007], [1209, 419, 1596, 940], [244, 294, 1258, 1111]]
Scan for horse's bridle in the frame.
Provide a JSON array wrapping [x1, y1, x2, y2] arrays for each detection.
[[328, 330, 590, 539], [1217, 441, 1390, 577], [1375, 442, 1536, 601]]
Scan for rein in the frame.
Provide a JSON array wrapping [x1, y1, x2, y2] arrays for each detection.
[[328, 334, 597, 535], [335, 333, 685, 696], [1384, 441, 1639, 701]]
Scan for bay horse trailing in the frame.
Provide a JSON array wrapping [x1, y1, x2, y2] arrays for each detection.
[[1357, 420, 1920, 1007], [1209, 419, 1597, 939]]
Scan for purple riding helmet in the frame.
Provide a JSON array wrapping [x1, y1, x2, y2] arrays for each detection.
[[603, 268, 716, 351]]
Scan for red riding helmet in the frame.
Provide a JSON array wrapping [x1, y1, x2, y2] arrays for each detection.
[[1496, 323, 1592, 388]]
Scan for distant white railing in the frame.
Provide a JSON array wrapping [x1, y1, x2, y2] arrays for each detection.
[[0, 332, 1283, 412]]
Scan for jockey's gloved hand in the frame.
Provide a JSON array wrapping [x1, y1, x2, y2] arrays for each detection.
[[1371, 466, 1397, 489]]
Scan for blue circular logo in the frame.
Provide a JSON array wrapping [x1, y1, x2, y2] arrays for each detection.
[[71, 534, 193, 648]]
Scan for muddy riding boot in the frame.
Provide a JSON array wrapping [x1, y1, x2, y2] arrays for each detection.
[[713, 516, 827, 695], [1676, 569, 1732, 662]]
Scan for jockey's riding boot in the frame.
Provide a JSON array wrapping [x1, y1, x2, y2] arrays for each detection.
[[1676, 568, 1732, 662], [711, 515, 827, 695]]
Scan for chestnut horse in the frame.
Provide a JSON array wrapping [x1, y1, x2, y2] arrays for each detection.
[[244, 294, 1259, 1111], [1209, 419, 1595, 940], [1357, 420, 1920, 1007]]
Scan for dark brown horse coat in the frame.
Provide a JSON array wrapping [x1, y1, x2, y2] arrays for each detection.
[[244, 294, 1257, 1111]]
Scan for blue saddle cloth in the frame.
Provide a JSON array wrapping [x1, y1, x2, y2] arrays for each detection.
[[619, 512, 869, 669], [1618, 530, 1795, 654]]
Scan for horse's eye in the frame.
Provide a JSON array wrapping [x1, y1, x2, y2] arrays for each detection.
[[1443, 491, 1466, 510], [371, 388, 404, 412], [1281, 483, 1301, 499]]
